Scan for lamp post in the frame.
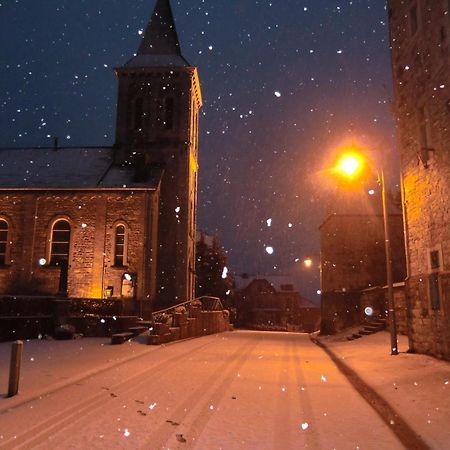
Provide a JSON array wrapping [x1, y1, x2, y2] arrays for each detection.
[[336, 152, 398, 355], [379, 168, 398, 355]]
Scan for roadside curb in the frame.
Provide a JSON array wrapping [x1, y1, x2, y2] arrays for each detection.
[[310, 334, 430, 450]]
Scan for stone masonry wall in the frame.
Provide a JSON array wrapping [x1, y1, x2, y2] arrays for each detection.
[[0, 190, 156, 311], [389, 0, 450, 359], [320, 214, 406, 293]]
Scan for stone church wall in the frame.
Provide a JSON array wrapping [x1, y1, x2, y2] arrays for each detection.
[[0, 190, 156, 307]]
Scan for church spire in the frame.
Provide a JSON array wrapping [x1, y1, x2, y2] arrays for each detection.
[[124, 0, 189, 68], [138, 0, 181, 56]]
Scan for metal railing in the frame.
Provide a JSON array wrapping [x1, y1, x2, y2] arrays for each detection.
[[151, 296, 224, 322]]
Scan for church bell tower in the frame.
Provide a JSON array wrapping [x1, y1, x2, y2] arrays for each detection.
[[114, 0, 202, 307]]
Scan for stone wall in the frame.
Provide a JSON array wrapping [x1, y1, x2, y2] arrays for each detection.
[[320, 291, 360, 335], [389, 0, 450, 359], [0, 190, 157, 314], [320, 214, 406, 293], [359, 285, 409, 335]]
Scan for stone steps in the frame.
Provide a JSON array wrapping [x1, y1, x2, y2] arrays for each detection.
[[128, 326, 149, 336], [346, 319, 387, 341], [111, 332, 134, 345]]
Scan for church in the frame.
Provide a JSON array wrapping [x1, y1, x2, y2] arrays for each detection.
[[0, 0, 202, 317]]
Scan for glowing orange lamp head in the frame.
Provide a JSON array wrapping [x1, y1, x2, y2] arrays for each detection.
[[337, 153, 363, 178]]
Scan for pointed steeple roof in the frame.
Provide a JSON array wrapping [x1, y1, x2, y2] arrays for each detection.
[[125, 0, 189, 68]]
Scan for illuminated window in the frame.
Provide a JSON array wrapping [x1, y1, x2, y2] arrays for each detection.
[[114, 225, 127, 267], [0, 219, 9, 266], [50, 220, 71, 265]]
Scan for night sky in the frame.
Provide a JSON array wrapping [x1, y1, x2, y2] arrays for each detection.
[[0, 0, 396, 300]]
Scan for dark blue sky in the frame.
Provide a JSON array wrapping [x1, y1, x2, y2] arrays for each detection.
[[0, 0, 396, 300]]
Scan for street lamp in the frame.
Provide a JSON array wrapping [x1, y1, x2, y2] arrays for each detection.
[[336, 150, 398, 356]]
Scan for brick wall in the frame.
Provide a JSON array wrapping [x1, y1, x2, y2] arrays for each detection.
[[389, 0, 450, 359]]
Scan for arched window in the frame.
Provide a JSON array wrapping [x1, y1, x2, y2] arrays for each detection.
[[114, 224, 127, 267], [134, 97, 144, 131], [50, 220, 71, 265], [164, 97, 174, 130], [0, 219, 9, 266]]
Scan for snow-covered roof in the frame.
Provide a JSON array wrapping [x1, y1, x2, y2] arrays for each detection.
[[234, 274, 297, 292], [0, 147, 162, 190]]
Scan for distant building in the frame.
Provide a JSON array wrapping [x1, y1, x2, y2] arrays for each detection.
[[389, 0, 450, 359], [319, 192, 407, 334], [0, 0, 202, 315], [233, 274, 320, 332], [320, 213, 406, 293]]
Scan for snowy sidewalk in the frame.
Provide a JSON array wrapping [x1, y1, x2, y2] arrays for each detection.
[[0, 336, 157, 412], [313, 330, 450, 449]]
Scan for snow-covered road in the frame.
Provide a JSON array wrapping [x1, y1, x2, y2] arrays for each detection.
[[0, 331, 403, 449]]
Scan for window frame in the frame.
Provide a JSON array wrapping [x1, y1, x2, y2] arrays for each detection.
[[113, 223, 128, 267], [49, 219, 71, 266], [428, 247, 442, 311], [0, 218, 10, 266], [409, 3, 419, 36], [134, 97, 144, 131], [163, 96, 175, 130]]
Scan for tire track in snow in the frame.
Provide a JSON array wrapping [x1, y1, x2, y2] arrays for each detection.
[[289, 335, 321, 449], [0, 339, 214, 450], [142, 335, 259, 449]]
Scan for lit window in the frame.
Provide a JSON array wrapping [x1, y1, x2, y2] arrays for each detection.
[[114, 225, 126, 267], [0, 220, 9, 266], [50, 220, 71, 265]]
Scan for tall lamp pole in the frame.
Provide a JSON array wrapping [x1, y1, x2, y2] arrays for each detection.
[[335, 151, 398, 355], [380, 168, 398, 355]]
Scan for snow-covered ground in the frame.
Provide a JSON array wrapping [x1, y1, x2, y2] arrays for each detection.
[[316, 329, 450, 449], [0, 335, 157, 409], [0, 330, 448, 449]]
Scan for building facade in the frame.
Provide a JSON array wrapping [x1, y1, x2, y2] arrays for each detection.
[[320, 213, 406, 294], [320, 212, 406, 334], [389, 0, 450, 359], [0, 0, 201, 315], [233, 275, 320, 332]]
